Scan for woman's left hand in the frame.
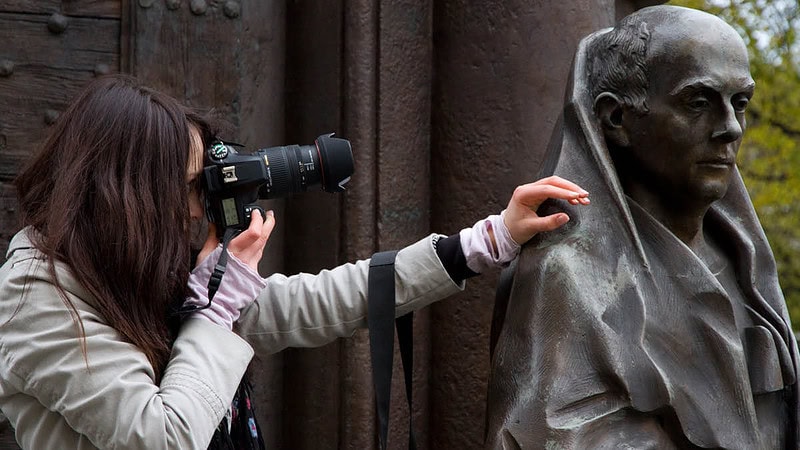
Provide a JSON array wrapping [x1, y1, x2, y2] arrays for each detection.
[[196, 209, 276, 270]]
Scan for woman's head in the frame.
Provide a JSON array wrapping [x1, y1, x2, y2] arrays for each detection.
[[19, 74, 215, 231], [16, 74, 216, 379]]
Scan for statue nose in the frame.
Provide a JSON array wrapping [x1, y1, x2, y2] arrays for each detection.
[[711, 103, 743, 143]]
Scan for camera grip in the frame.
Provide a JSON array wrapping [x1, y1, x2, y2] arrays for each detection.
[[244, 205, 266, 224]]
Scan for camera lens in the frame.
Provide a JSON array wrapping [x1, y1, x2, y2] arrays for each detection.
[[256, 133, 353, 199]]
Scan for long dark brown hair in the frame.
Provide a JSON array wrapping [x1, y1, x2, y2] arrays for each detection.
[[15, 74, 215, 381]]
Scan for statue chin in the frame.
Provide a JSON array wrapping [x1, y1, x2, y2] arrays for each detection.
[[692, 173, 734, 205]]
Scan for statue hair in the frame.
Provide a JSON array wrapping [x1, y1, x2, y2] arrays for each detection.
[[588, 14, 651, 115]]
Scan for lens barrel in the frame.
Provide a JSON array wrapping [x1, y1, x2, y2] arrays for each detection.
[[257, 133, 353, 199]]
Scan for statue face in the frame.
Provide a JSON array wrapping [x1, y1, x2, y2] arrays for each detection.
[[621, 19, 754, 208]]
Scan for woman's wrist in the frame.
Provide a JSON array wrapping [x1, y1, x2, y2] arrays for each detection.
[[184, 246, 267, 329], [458, 211, 521, 274]]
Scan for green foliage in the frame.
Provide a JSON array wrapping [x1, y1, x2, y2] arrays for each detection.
[[669, 0, 800, 328]]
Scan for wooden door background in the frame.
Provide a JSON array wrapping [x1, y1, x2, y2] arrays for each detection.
[[0, 1, 661, 448]]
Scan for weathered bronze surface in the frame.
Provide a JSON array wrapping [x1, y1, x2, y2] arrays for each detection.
[[487, 6, 798, 448]]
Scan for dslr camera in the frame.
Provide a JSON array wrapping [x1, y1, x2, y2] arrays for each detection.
[[202, 133, 354, 232]]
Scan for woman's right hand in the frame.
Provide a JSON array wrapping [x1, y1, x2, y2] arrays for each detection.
[[197, 209, 276, 271], [503, 176, 589, 245]]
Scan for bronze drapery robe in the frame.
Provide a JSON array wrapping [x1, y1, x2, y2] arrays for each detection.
[[485, 28, 800, 449]]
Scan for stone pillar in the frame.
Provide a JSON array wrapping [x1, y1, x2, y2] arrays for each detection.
[[281, 0, 436, 448], [429, 1, 617, 447]]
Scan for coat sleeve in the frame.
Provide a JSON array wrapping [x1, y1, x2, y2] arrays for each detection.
[[0, 256, 253, 450], [235, 234, 463, 355]]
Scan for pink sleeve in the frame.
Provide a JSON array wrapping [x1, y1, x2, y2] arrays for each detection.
[[184, 247, 267, 330], [458, 210, 521, 274]]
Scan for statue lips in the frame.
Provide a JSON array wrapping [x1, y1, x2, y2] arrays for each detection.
[[697, 154, 736, 171]]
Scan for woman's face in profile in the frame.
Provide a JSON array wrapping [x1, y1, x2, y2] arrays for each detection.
[[187, 126, 211, 260], [187, 126, 205, 221]]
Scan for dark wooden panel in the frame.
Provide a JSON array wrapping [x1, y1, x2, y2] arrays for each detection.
[[0, 1, 60, 14], [0, 1, 120, 18], [0, 81, 93, 180], [0, 13, 119, 69], [132, 2, 239, 120], [0, 10, 120, 180], [0, 66, 98, 107], [62, 0, 121, 17]]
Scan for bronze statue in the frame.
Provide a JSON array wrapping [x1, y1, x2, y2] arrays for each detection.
[[486, 5, 799, 449]]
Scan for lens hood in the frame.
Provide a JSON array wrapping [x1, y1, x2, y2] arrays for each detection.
[[316, 133, 354, 192]]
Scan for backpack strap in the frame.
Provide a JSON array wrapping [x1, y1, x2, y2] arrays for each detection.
[[368, 250, 416, 450]]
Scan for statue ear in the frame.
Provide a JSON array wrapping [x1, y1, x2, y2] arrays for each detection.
[[594, 92, 630, 148]]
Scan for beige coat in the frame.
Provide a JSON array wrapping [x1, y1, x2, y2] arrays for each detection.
[[0, 228, 462, 449]]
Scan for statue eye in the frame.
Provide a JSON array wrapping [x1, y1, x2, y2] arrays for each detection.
[[732, 96, 750, 113], [688, 96, 710, 110]]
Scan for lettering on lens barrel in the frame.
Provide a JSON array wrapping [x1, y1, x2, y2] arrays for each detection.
[[202, 133, 354, 232]]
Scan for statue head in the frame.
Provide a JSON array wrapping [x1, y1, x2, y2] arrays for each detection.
[[589, 6, 755, 213]]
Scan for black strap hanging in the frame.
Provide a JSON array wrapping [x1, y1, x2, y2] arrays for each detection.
[[368, 250, 416, 450], [173, 227, 238, 316]]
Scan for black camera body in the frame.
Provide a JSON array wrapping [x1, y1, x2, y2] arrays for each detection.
[[202, 133, 354, 232]]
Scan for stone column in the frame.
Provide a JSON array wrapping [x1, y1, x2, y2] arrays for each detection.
[[429, 1, 618, 447]]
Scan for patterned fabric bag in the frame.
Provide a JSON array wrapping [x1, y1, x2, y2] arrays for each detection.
[[208, 374, 266, 450]]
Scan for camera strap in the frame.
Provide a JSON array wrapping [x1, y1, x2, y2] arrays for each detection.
[[172, 227, 238, 316], [206, 227, 238, 303], [368, 250, 416, 450]]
